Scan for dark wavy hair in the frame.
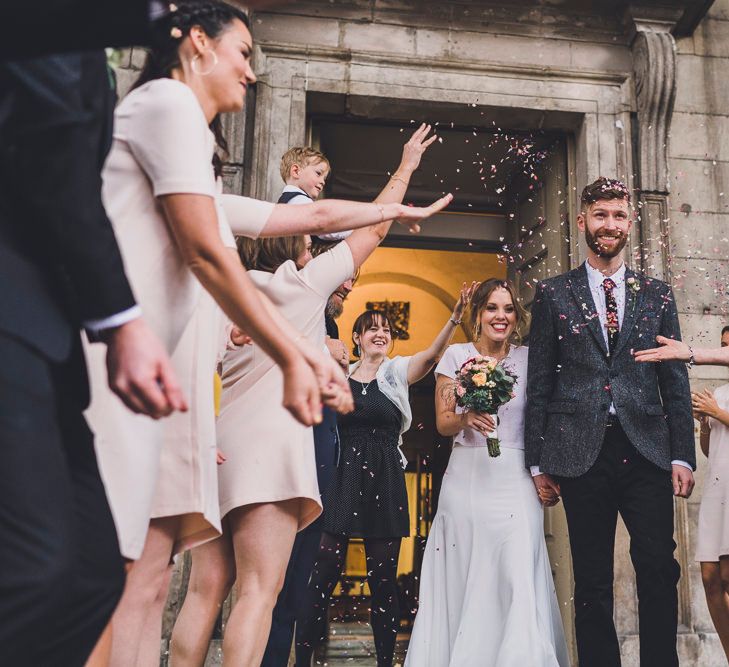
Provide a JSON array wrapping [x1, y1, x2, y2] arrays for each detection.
[[133, 0, 250, 177], [351, 310, 394, 358], [580, 177, 632, 211]]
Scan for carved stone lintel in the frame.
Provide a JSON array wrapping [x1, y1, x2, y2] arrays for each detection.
[[632, 29, 676, 194]]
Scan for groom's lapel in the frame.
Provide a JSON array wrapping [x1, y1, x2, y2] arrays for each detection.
[[613, 268, 644, 358], [569, 264, 609, 358]]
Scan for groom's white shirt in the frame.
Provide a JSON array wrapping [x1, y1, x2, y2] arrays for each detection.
[[530, 260, 690, 476], [585, 259, 626, 360]]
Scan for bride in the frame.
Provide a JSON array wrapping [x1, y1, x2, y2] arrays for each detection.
[[405, 278, 569, 667]]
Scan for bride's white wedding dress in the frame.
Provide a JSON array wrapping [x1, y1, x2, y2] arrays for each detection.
[[405, 343, 569, 667]]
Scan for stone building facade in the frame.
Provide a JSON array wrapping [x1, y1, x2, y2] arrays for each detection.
[[117, 1, 729, 664]]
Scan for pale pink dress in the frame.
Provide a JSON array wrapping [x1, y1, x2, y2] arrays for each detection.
[[695, 383, 729, 561], [217, 242, 354, 529], [85, 78, 274, 559]]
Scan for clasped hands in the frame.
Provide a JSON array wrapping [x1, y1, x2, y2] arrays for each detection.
[[532, 473, 561, 507], [230, 326, 354, 418], [463, 411, 561, 507]]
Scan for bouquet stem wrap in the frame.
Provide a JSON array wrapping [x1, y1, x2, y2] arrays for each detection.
[[486, 415, 500, 457]]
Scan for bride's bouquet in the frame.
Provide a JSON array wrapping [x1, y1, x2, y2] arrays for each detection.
[[453, 355, 518, 457]]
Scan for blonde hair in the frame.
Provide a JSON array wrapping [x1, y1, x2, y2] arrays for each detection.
[[279, 147, 330, 183]]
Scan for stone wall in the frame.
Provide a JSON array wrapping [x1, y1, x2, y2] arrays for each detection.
[[670, 1, 729, 664]]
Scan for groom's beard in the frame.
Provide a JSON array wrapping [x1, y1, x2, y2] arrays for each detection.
[[585, 227, 628, 258], [326, 297, 344, 320]]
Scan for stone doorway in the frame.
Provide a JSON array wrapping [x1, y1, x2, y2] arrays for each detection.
[[307, 107, 577, 659]]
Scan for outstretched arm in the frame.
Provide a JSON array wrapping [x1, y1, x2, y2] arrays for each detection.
[[635, 337, 729, 367], [344, 125, 448, 270], [373, 123, 437, 205], [161, 193, 323, 426], [407, 282, 479, 385], [227, 194, 448, 239], [229, 123, 441, 240]]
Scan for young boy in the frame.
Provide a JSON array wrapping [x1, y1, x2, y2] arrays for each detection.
[[278, 146, 351, 240]]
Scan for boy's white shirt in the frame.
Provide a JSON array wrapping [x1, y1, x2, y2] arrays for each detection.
[[279, 185, 353, 240], [281, 184, 313, 205]]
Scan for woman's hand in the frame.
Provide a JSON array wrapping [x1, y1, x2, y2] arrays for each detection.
[[532, 473, 561, 507], [461, 411, 496, 435], [280, 356, 324, 426], [216, 449, 227, 465], [452, 281, 480, 323], [325, 337, 350, 372], [298, 341, 354, 415], [693, 388, 719, 419], [397, 123, 438, 176], [230, 326, 253, 347], [634, 336, 691, 363], [392, 193, 453, 234]]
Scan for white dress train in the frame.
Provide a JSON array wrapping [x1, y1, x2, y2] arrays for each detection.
[[405, 343, 569, 667]]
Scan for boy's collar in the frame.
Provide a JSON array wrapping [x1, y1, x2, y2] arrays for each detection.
[[282, 184, 311, 197]]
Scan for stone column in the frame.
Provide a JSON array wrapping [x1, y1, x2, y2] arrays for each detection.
[[631, 26, 677, 281], [628, 15, 696, 659]]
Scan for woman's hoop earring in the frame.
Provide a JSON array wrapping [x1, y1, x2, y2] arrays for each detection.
[[191, 48, 218, 76]]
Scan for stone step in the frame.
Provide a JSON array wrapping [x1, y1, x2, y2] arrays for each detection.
[[160, 625, 409, 666]]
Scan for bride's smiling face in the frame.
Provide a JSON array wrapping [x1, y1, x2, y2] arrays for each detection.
[[478, 287, 516, 343]]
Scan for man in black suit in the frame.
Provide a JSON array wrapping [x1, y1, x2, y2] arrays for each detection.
[[525, 178, 695, 667], [0, 5, 188, 663]]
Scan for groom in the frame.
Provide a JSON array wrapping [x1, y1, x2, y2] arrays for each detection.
[[525, 177, 695, 666]]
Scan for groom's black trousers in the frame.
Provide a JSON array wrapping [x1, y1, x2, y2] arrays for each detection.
[[557, 419, 680, 667], [0, 333, 125, 665]]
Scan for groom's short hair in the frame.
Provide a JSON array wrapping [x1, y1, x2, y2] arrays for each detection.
[[580, 177, 631, 211]]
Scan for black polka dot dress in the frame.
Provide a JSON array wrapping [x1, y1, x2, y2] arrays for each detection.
[[321, 378, 410, 539]]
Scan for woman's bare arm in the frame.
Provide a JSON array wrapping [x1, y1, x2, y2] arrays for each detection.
[[635, 336, 729, 366], [160, 193, 321, 425]]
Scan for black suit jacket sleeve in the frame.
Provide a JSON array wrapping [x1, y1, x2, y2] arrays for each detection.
[[524, 281, 558, 468], [1, 54, 136, 323], [655, 284, 696, 469], [3, 0, 152, 60]]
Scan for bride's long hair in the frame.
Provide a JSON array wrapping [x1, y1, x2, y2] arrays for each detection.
[[469, 278, 530, 345]]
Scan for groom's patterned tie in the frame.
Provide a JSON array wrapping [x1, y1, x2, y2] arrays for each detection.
[[602, 278, 619, 356]]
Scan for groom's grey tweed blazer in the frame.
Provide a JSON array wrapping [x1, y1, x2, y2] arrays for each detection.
[[524, 263, 696, 478]]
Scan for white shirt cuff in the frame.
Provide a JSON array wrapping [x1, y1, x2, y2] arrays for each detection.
[[530, 466, 543, 477], [84, 305, 142, 338], [671, 459, 692, 470]]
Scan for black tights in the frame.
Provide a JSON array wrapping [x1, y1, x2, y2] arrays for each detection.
[[296, 532, 402, 667]]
